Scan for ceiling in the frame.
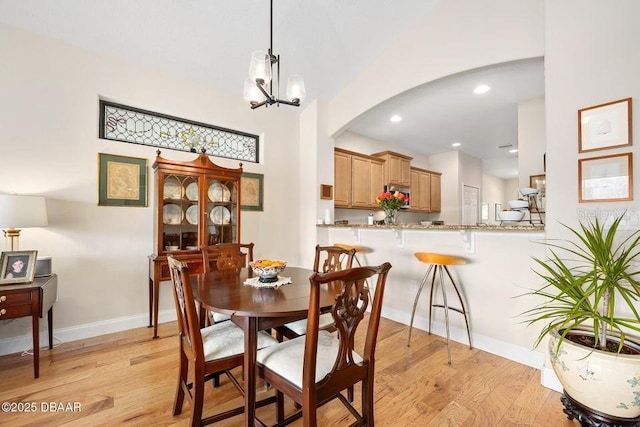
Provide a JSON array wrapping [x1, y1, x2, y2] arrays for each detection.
[[347, 58, 545, 179], [0, 1, 545, 178]]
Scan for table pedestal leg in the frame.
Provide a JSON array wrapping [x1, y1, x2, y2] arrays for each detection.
[[242, 316, 258, 427]]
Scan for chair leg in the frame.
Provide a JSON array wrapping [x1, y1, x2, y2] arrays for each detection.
[[428, 266, 438, 335], [190, 367, 205, 427], [407, 265, 434, 346], [443, 266, 473, 349], [362, 377, 374, 426], [437, 267, 452, 365], [276, 390, 285, 423], [347, 385, 354, 402], [173, 351, 188, 415]]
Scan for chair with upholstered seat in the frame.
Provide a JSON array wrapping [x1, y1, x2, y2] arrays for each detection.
[[407, 252, 472, 364], [167, 255, 278, 426], [257, 263, 392, 426], [277, 244, 356, 339], [200, 243, 254, 325]]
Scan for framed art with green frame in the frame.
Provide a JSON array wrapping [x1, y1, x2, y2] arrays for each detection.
[[240, 172, 264, 211], [98, 153, 148, 207]]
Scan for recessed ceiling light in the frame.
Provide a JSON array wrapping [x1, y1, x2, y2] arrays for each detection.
[[473, 84, 490, 94], [390, 115, 402, 122], [452, 142, 461, 147], [509, 148, 519, 153]]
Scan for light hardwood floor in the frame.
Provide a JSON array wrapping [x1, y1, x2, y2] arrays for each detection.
[[0, 318, 575, 426]]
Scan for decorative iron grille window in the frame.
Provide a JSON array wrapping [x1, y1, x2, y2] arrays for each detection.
[[99, 100, 259, 163]]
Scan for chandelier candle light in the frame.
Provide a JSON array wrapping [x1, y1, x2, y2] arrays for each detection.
[[376, 191, 409, 225], [243, 0, 306, 109]]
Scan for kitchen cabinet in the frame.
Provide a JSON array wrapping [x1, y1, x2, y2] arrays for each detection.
[[334, 149, 352, 207], [372, 151, 412, 187], [430, 172, 442, 212], [335, 148, 384, 209], [410, 167, 442, 212]]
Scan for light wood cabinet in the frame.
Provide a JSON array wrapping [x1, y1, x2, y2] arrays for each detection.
[[372, 151, 412, 187], [410, 167, 441, 212], [334, 150, 352, 207], [335, 148, 384, 209], [430, 172, 442, 212]]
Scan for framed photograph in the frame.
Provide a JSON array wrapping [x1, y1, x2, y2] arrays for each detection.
[[240, 172, 264, 211], [578, 98, 632, 153], [0, 250, 38, 284], [529, 174, 546, 213], [98, 153, 148, 207], [579, 153, 633, 203]]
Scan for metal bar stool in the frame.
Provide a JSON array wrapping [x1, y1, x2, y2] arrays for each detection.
[[333, 243, 373, 294], [407, 252, 472, 364]]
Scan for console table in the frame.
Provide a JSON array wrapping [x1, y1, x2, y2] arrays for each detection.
[[0, 274, 58, 378]]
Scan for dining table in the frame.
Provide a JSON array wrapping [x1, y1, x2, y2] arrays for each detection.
[[191, 266, 342, 427]]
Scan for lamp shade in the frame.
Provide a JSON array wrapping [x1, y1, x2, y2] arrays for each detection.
[[0, 195, 48, 228], [243, 77, 266, 104], [248, 50, 272, 83], [286, 74, 306, 102]]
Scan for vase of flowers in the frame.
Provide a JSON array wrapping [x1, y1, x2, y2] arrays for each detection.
[[375, 191, 409, 225]]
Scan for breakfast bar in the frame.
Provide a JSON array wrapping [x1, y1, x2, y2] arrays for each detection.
[[316, 223, 546, 370]]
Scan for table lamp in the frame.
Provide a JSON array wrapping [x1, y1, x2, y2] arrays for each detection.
[[0, 194, 48, 251]]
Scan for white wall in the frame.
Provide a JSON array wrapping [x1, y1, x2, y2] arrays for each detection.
[[327, 0, 544, 136], [482, 174, 506, 224], [0, 23, 301, 348], [544, 0, 640, 239], [518, 97, 546, 189]]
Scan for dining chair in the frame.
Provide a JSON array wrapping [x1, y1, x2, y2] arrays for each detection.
[[167, 255, 278, 426], [256, 262, 392, 426], [277, 245, 356, 340], [200, 243, 255, 325]]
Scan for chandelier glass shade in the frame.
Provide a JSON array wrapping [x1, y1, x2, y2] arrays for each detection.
[[244, 0, 305, 109]]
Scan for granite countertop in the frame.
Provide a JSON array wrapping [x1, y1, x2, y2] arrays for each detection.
[[317, 223, 544, 231]]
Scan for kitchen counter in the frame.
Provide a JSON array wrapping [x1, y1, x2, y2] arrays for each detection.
[[317, 223, 544, 231]]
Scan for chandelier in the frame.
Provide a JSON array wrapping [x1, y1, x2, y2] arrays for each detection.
[[243, 0, 306, 109]]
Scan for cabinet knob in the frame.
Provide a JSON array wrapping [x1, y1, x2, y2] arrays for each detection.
[[0, 295, 5, 302], [0, 309, 6, 316]]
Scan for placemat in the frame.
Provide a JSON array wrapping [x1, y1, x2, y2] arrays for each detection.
[[243, 276, 292, 288]]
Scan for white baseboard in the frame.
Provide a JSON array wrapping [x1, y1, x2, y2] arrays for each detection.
[[382, 305, 545, 370], [0, 309, 177, 357], [541, 364, 563, 392]]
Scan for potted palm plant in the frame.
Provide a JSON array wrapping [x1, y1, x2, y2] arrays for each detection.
[[521, 214, 640, 423]]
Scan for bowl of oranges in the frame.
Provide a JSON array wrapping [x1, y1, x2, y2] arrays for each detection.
[[249, 259, 287, 283]]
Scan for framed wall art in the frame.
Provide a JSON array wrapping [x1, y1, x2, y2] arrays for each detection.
[[98, 153, 148, 207], [578, 98, 632, 153], [578, 153, 633, 202], [0, 250, 38, 284], [240, 172, 264, 211]]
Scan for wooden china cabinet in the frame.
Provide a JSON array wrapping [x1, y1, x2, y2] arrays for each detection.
[[148, 149, 242, 338]]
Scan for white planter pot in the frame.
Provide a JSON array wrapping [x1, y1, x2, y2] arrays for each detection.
[[549, 328, 640, 419]]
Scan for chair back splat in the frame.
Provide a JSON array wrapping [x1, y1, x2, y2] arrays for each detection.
[[313, 244, 356, 273], [257, 262, 392, 426]]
